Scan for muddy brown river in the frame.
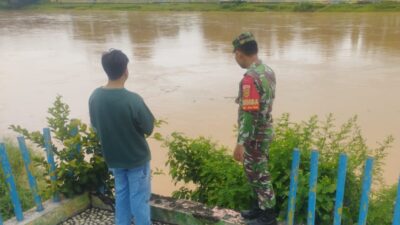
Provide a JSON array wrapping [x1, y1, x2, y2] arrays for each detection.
[[0, 11, 399, 195]]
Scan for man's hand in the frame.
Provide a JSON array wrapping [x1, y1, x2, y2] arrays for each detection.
[[233, 144, 245, 162]]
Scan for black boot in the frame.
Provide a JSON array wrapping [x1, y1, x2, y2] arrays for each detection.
[[241, 199, 263, 220], [246, 208, 278, 225]]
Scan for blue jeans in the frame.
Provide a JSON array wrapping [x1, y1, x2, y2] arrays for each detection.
[[111, 162, 151, 225]]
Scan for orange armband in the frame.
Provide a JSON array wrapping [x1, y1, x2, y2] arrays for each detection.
[[241, 76, 260, 111]]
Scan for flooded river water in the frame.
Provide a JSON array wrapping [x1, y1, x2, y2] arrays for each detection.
[[0, 11, 399, 195]]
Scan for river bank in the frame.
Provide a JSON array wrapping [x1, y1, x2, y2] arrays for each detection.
[[3, 1, 400, 12]]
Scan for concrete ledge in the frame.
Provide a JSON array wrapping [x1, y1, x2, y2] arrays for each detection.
[[4, 194, 90, 225], [150, 195, 245, 225], [6, 193, 282, 225], [91, 194, 246, 224]]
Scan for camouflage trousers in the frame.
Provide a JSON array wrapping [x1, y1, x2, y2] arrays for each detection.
[[243, 139, 276, 210]]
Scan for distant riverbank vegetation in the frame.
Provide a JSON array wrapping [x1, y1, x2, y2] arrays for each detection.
[[2, 0, 400, 12]]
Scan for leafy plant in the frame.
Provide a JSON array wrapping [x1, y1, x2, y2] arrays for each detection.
[[163, 132, 253, 210], [368, 184, 399, 225], [10, 95, 114, 199]]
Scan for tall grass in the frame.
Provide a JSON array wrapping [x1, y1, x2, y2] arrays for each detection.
[[20, 1, 400, 12], [0, 139, 50, 220]]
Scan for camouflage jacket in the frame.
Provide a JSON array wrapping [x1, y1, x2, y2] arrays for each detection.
[[237, 61, 276, 145]]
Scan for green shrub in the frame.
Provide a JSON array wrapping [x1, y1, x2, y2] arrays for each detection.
[[162, 113, 394, 224], [164, 133, 253, 210], [368, 184, 398, 225], [294, 2, 321, 12], [0, 140, 50, 220], [10, 96, 114, 199], [9, 96, 163, 203], [0, 0, 8, 8]]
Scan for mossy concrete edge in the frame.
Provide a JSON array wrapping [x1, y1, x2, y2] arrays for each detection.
[[4, 194, 90, 225]]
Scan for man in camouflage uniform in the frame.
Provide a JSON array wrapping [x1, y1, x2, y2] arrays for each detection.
[[232, 32, 277, 225]]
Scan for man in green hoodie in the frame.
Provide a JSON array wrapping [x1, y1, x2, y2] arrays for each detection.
[[89, 49, 155, 225]]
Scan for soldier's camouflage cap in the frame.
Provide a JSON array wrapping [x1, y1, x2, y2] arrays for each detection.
[[232, 32, 256, 52]]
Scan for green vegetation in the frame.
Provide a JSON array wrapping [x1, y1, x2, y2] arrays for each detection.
[[369, 184, 399, 225], [18, 1, 400, 12], [8, 96, 164, 209], [3, 96, 398, 224], [0, 0, 8, 9], [164, 133, 253, 210], [11, 96, 114, 199], [161, 114, 396, 224], [0, 139, 51, 220]]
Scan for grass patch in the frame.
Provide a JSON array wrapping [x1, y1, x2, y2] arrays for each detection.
[[0, 139, 50, 220], [18, 1, 400, 12], [0, 0, 8, 9], [293, 2, 326, 12], [319, 1, 400, 12]]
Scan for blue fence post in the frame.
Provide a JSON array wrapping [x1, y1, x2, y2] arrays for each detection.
[[392, 176, 400, 225], [70, 126, 81, 154], [307, 150, 319, 225], [358, 157, 374, 225], [69, 126, 81, 161], [0, 143, 24, 221], [17, 136, 44, 212], [333, 153, 348, 225], [287, 148, 301, 225], [43, 128, 60, 202], [0, 175, 2, 224]]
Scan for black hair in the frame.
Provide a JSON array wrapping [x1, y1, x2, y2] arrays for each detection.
[[237, 41, 258, 56], [101, 49, 129, 80]]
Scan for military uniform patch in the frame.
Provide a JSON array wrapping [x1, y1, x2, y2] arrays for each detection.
[[241, 75, 260, 111]]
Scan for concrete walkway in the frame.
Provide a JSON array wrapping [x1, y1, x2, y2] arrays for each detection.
[[58, 208, 170, 225]]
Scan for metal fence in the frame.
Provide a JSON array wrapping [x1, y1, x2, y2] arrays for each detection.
[[286, 149, 400, 225], [0, 128, 59, 224]]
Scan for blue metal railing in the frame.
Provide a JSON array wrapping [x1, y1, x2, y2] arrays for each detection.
[[286, 150, 399, 225], [0, 128, 62, 222], [393, 176, 400, 225], [287, 148, 301, 225], [307, 150, 319, 225], [0, 143, 24, 222], [358, 157, 374, 225], [43, 128, 60, 203], [333, 153, 348, 225], [17, 136, 44, 212]]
